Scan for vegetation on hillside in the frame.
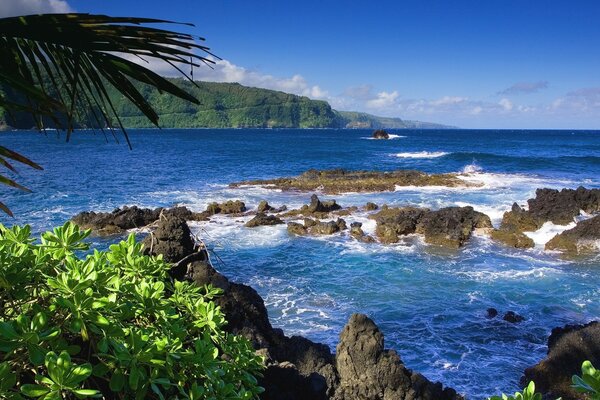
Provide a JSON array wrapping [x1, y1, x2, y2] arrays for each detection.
[[0, 222, 264, 399], [1, 78, 452, 130]]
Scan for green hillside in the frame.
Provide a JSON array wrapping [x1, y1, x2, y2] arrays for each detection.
[[1, 78, 452, 129]]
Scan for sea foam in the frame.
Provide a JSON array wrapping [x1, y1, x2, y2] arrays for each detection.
[[395, 151, 449, 159]]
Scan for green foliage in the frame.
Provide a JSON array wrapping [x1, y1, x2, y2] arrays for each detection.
[[0, 222, 264, 399], [489, 381, 542, 400], [572, 360, 600, 398]]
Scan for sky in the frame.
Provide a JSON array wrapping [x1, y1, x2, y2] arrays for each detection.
[[2, 0, 600, 129]]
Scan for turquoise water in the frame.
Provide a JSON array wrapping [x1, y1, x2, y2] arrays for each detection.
[[1, 128, 599, 398]]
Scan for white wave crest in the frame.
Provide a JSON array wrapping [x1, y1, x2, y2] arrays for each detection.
[[395, 151, 449, 159]]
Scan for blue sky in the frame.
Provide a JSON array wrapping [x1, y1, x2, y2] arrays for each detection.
[[3, 0, 600, 128]]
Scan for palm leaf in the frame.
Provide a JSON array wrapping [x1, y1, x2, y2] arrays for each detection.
[[0, 13, 216, 215]]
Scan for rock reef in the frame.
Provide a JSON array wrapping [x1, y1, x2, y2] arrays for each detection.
[[545, 214, 600, 254], [230, 169, 476, 194]]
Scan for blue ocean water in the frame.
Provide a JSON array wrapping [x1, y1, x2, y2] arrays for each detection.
[[1, 128, 599, 398]]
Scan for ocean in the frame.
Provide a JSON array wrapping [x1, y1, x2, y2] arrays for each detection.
[[1, 128, 599, 398]]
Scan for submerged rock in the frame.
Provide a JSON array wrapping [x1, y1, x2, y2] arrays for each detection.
[[545, 215, 600, 254], [231, 169, 476, 194], [245, 213, 285, 228], [522, 321, 600, 400], [502, 311, 525, 323], [372, 129, 390, 139], [486, 308, 498, 319]]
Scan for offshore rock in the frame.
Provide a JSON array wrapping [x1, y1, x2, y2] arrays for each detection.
[[545, 215, 600, 254], [72, 205, 207, 235], [245, 213, 285, 228], [416, 206, 492, 248], [289, 218, 347, 235], [231, 169, 476, 194], [490, 228, 535, 249], [527, 187, 600, 225], [522, 321, 600, 400], [72, 206, 160, 235], [371, 207, 428, 244], [281, 195, 343, 219], [334, 314, 462, 400], [372, 129, 390, 139], [205, 200, 247, 215], [500, 188, 600, 234]]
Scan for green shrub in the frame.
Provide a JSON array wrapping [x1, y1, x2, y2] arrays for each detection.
[[0, 222, 264, 399], [572, 360, 600, 399], [489, 381, 542, 400], [490, 360, 600, 400]]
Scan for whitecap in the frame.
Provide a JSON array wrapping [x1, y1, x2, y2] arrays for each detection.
[[394, 151, 449, 159], [523, 221, 576, 247], [361, 134, 406, 140]]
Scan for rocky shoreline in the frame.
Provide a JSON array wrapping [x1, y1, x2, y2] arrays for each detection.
[[70, 178, 600, 399]]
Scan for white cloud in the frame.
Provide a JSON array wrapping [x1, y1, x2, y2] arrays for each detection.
[[429, 96, 467, 106], [0, 0, 72, 17], [499, 98, 513, 111], [365, 91, 399, 109]]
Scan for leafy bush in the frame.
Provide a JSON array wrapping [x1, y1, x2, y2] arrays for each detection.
[[490, 360, 600, 400], [489, 381, 542, 400], [0, 222, 264, 399], [572, 360, 600, 399]]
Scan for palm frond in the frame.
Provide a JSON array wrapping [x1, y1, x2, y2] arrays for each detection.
[[0, 13, 216, 215]]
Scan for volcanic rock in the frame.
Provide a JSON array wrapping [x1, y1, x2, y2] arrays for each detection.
[[522, 321, 600, 400], [231, 169, 476, 194], [142, 216, 195, 264], [502, 311, 525, 323], [333, 314, 462, 400], [245, 213, 285, 228], [415, 206, 492, 248], [372, 207, 428, 244], [205, 200, 247, 215], [372, 129, 390, 139], [545, 215, 600, 254]]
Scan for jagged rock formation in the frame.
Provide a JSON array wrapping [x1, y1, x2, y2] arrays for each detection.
[[545, 214, 600, 254], [142, 214, 462, 400], [71, 205, 206, 235], [522, 321, 600, 400], [371, 206, 491, 248]]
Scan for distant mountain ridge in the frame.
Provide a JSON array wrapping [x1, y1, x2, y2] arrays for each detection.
[[0, 78, 454, 130]]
